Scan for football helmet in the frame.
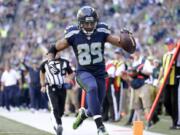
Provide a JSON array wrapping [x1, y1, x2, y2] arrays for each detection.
[[77, 6, 98, 35]]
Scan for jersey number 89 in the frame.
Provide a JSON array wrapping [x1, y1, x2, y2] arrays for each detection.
[[77, 42, 103, 65]]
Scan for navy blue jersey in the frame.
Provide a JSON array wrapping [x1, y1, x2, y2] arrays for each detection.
[[64, 23, 111, 77]]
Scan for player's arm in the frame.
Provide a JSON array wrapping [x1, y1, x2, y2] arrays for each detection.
[[47, 38, 69, 74], [48, 38, 69, 60], [106, 34, 121, 47], [106, 30, 136, 54]]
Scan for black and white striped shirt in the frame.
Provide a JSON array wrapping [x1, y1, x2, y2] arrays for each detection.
[[40, 58, 73, 86]]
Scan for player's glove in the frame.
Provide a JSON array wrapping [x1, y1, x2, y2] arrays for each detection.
[[48, 60, 60, 74]]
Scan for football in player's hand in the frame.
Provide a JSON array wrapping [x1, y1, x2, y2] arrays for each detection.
[[120, 32, 136, 54]]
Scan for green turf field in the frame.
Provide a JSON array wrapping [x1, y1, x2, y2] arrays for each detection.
[[148, 116, 180, 135], [117, 115, 180, 135], [0, 114, 180, 135], [0, 116, 53, 135]]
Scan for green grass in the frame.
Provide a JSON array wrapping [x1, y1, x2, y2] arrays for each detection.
[[0, 116, 53, 135], [114, 115, 180, 135], [0, 113, 180, 135], [148, 116, 180, 135]]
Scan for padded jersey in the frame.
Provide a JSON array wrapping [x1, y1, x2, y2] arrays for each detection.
[[64, 23, 111, 77]]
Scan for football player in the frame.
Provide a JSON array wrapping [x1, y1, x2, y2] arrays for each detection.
[[47, 6, 136, 135]]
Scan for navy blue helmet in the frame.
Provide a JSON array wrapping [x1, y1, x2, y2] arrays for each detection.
[[77, 6, 99, 35]]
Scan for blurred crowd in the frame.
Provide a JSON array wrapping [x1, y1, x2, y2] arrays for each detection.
[[0, 0, 180, 129], [0, 0, 180, 63]]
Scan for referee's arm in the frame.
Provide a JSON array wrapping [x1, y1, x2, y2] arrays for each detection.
[[40, 70, 46, 92], [40, 62, 46, 93]]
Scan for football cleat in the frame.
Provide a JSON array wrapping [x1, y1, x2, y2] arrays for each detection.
[[73, 107, 87, 129]]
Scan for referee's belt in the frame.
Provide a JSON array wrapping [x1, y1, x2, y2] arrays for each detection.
[[48, 84, 63, 89]]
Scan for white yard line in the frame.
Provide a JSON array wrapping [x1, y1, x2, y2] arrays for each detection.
[[0, 109, 164, 135]]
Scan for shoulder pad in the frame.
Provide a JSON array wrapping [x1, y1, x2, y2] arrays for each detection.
[[98, 22, 109, 28], [96, 22, 111, 34], [64, 25, 80, 38]]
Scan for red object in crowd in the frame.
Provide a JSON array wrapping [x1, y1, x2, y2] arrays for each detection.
[[81, 90, 86, 108]]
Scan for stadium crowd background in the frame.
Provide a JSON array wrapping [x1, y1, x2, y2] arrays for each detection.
[[0, 0, 180, 64], [0, 0, 180, 128]]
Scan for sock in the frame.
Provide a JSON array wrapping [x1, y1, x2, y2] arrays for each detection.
[[93, 115, 104, 128]]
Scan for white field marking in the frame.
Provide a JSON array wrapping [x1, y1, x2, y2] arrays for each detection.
[[0, 109, 164, 135]]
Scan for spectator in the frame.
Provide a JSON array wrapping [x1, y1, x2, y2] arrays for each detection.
[[102, 55, 117, 122], [158, 39, 180, 129], [1, 62, 22, 110], [22, 59, 46, 111]]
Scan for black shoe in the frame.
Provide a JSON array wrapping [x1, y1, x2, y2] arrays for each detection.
[[170, 126, 175, 129], [97, 126, 109, 135], [152, 117, 159, 124], [175, 125, 180, 130], [146, 118, 159, 130], [146, 121, 153, 130], [56, 125, 63, 135], [170, 125, 180, 130]]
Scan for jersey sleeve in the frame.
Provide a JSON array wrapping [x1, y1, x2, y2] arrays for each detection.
[[64, 25, 79, 45], [96, 23, 111, 39]]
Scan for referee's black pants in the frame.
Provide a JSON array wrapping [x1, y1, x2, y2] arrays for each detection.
[[164, 84, 179, 127], [47, 85, 66, 126]]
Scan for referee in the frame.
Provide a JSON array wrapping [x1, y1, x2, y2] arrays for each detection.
[[40, 55, 74, 135]]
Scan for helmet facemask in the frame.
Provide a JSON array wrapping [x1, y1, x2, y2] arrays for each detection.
[[80, 17, 97, 36], [77, 6, 98, 36]]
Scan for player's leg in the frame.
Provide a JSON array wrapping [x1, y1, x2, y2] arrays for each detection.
[[74, 72, 109, 134], [76, 71, 102, 115], [73, 71, 101, 129], [96, 77, 109, 135]]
